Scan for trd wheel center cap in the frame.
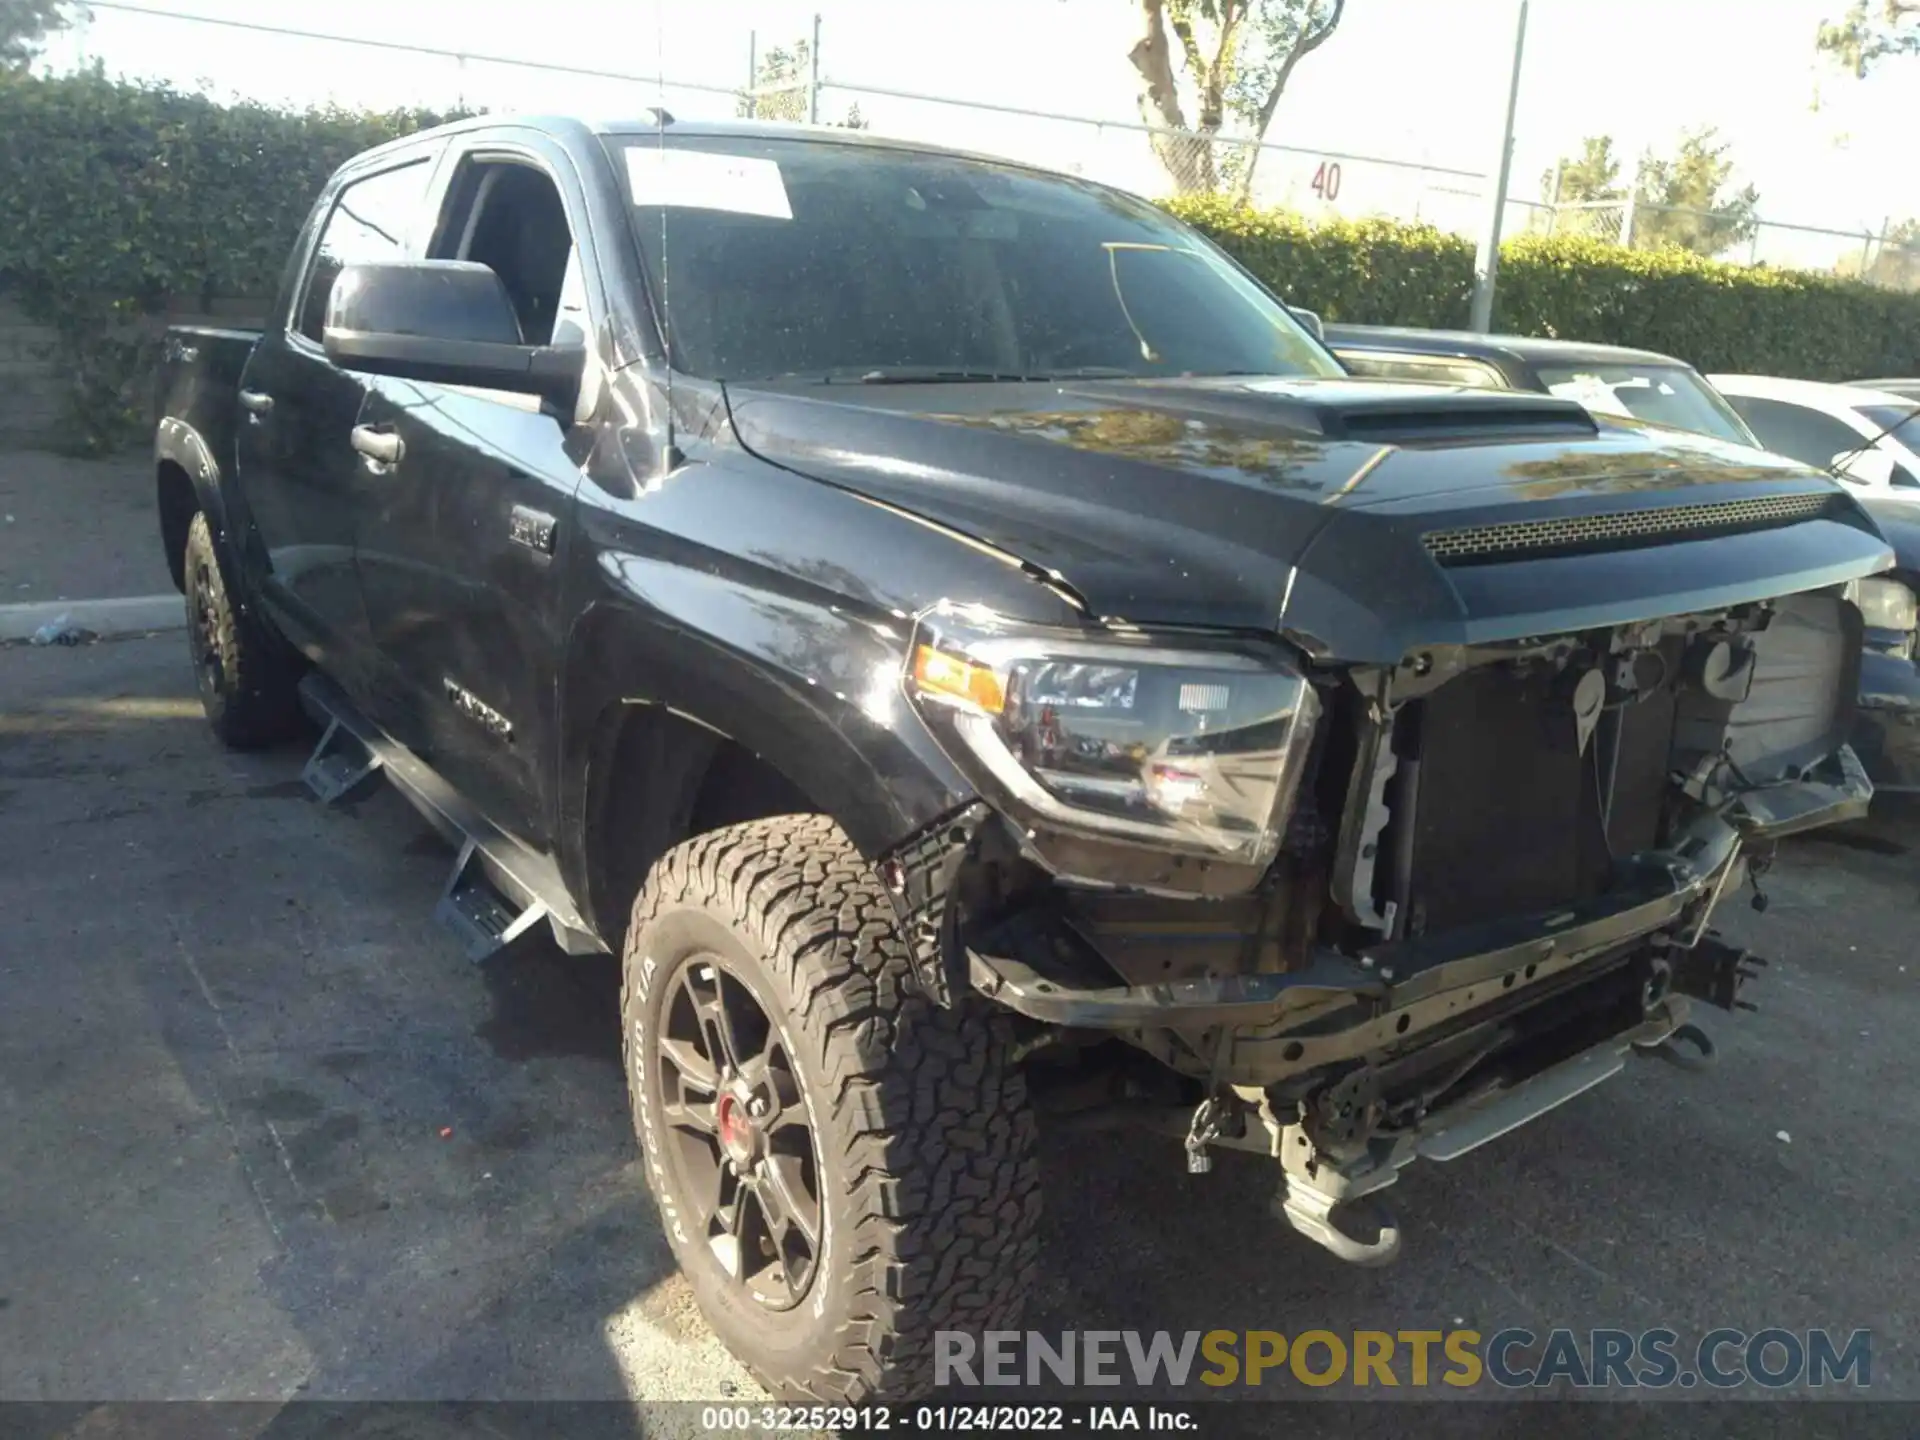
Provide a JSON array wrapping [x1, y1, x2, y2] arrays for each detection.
[[715, 1090, 759, 1165]]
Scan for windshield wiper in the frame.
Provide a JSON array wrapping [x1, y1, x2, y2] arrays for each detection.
[[852, 368, 1043, 384], [750, 367, 1047, 385], [1831, 407, 1919, 478]]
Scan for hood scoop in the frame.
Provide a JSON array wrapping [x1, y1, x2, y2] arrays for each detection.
[[1096, 380, 1600, 446], [1312, 392, 1598, 444]]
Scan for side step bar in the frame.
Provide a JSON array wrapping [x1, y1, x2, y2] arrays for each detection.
[[297, 672, 605, 961]]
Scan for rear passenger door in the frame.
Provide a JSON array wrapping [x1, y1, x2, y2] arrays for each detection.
[[349, 135, 607, 849], [234, 154, 436, 675]]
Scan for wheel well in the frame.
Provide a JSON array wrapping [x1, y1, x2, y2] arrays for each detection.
[[157, 461, 198, 593], [583, 703, 817, 943]]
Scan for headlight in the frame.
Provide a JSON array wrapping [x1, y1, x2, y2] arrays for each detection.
[[1854, 577, 1919, 633], [904, 604, 1321, 893]]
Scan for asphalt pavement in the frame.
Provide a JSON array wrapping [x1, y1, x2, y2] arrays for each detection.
[[2, 452, 1917, 1434]]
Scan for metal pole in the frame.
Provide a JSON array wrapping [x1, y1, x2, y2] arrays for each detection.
[[747, 30, 757, 118], [1469, 0, 1529, 333], [808, 12, 822, 125]]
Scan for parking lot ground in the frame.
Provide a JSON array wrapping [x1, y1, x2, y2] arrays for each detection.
[[3, 633, 1918, 1435], [0, 451, 173, 605]]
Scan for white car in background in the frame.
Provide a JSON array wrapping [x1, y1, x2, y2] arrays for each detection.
[[1708, 375, 1920, 497]]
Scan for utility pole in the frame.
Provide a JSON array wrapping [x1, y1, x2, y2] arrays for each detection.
[[1469, 0, 1529, 334], [808, 12, 822, 125], [747, 31, 758, 118]]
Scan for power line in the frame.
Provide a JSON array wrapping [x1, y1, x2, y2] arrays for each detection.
[[81, 1, 742, 98]]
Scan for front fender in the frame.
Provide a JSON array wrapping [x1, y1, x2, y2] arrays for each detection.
[[557, 575, 975, 872]]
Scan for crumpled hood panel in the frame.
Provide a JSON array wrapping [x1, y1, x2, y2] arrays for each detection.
[[723, 375, 1890, 659]]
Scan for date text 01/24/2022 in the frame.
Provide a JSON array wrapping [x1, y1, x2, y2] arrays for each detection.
[[696, 1404, 1198, 1432]]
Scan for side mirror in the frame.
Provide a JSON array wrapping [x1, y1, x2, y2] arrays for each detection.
[[323, 260, 586, 416], [1832, 447, 1897, 488], [1290, 306, 1325, 342]]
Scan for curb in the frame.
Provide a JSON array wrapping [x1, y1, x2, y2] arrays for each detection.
[[0, 594, 184, 643]]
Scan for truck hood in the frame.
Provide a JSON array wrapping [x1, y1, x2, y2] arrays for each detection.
[[722, 375, 1891, 664]]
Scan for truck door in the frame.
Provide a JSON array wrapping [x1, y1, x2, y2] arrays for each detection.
[[234, 154, 436, 675], [349, 139, 607, 850]]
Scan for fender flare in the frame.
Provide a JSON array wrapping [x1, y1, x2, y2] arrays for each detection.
[[553, 592, 977, 927], [155, 417, 231, 577]]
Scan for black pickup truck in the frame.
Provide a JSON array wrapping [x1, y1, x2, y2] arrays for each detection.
[[156, 115, 1888, 1402]]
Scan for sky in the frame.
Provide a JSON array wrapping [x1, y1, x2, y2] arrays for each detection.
[[40, 0, 1920, 268]]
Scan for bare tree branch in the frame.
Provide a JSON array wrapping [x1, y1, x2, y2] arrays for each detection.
[[1235, 0, 1344, 199]]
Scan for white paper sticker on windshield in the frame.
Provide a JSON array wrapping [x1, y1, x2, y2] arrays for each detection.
[[1548, 376, 1629, 417], [625, 149, 792, 220]]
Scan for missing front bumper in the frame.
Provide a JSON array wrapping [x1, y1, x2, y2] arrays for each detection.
[[1262, 998, 1690, 1266], [967, 749, 1868, 1085]]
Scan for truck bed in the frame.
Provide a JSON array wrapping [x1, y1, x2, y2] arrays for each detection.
[[153, 325, 260, 588]]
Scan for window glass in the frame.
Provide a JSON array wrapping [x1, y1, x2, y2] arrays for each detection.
[[1855, 403, 1920, 440], [1723, 395, 1870, 470], [431, 161, 578, 345], [1336, 351, 1507, 388], [297, 161, 432, 342], [1536, 364, 1755, 447], [610, 136, 1340, 383]]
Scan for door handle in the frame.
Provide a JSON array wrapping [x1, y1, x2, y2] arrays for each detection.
[[351, 425, 405, 467], [238, 389, 274, 415]]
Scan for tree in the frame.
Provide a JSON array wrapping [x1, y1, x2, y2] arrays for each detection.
[[734, 39, 866, 128], [1, 0, 77, 71], [1817, 0, 1919, 76], [1542, 135, 1625, 204], [1127, 0, 1346, 197], [1635, 128, 1760, 256], [1835, 217, 1920, 290], [1542, 130, 1758, 257]]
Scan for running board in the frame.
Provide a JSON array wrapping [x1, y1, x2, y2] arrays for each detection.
[[436, 838, 554, 963], [302, 717, 384, 803], [298, 672, 605, 960]]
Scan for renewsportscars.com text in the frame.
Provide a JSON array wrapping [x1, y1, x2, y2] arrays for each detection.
[[934, 1328, 1872, 1391]]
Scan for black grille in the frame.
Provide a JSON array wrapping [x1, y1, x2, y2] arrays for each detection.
[[1423, 491, 1837, 565]]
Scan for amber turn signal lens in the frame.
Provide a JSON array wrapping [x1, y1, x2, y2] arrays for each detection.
[[911, 644, 1007, 714]]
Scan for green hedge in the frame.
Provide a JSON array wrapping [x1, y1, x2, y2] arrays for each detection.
[[1168, 196, 1920, 381], [0, 69, 455, 452]]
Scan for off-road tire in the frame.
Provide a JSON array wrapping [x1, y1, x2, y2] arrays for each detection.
[[622, 814, 1042, 1402], [182, 511, 300, 748]]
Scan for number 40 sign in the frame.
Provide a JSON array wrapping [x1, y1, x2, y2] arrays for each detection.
[[1310, 160, 1343, 201]]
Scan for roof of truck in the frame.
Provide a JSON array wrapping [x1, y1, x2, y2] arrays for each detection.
[[352, 112, 1078, 180]]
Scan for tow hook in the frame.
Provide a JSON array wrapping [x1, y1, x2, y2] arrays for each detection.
[[1640, 1020, 1718, 1072], [1183, 1094, 1227, 1174], [1272, 1178, 1403, 1268]]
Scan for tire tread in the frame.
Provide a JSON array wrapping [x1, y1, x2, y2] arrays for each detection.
[[623, 813, 1041, 1402]]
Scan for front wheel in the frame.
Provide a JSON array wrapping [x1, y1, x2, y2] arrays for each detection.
[[622, 814, 1042, 1402]]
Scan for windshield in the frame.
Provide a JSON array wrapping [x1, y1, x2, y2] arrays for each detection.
[[1536, 363, 1756, 447], [611, 136, 1340, 384], [1856, 403, 1920, 443]]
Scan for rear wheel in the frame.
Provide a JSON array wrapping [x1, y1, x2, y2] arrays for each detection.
[[183, 511, 300, 748], [622, 814, 1041, 1402]]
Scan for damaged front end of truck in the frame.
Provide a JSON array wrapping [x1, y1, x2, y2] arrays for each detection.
[[890, 480, 1885, 1267]]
